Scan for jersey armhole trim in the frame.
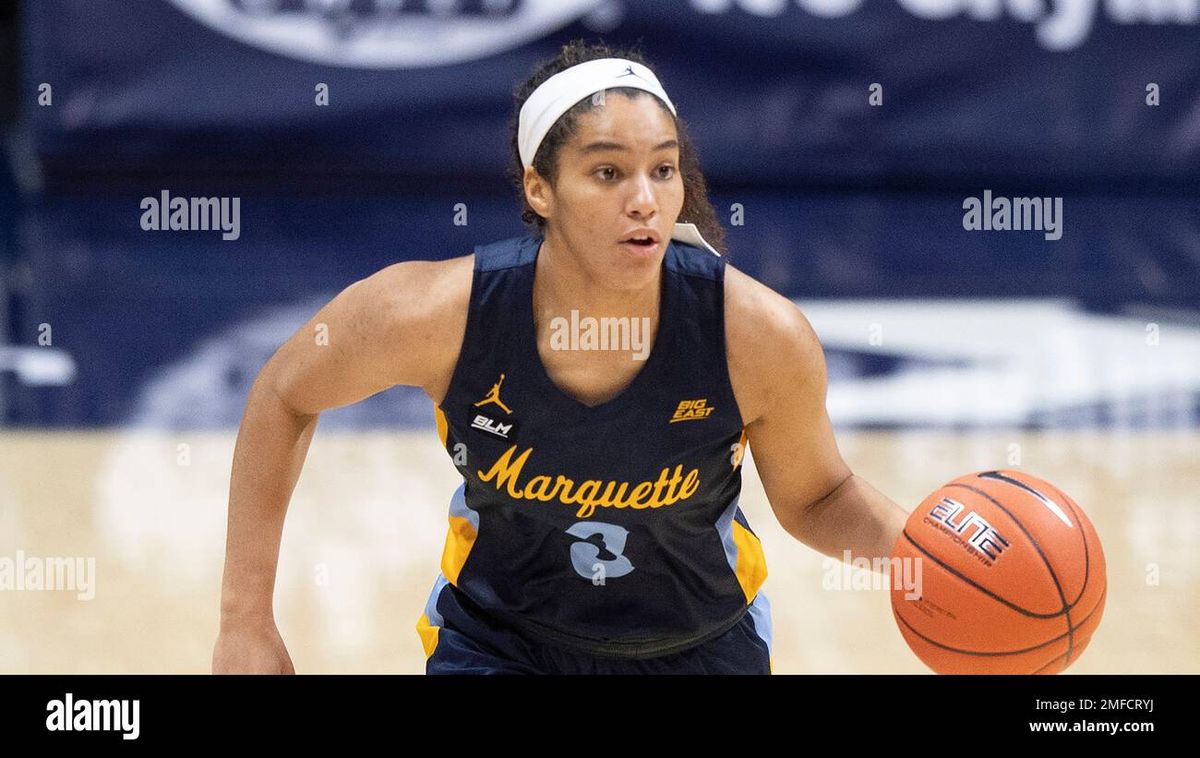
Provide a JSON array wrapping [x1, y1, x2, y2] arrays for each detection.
[[434, 253, 480, 413], [717, 260, 748, 431]]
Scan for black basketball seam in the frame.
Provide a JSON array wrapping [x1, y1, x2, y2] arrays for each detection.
[[1032, 648, 1070, 674], [1040, 478, 1093, 608], [948, 481, 1081, 620], [1036, 478, 1092, 659], [902, 529, 1062, 619], [967, 473, 1077, 662], [951, 481, 1070, 614], [977, 471, 1090, 606], [1032, 582, 1107, 673], [893, 582, 1105, 660]]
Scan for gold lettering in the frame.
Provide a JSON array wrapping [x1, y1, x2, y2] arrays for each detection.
[[569, 480, 603, 518], [626, 482, 654, 508], [605, 481, 632, 508], [477, 445, 534, 499], [649, 466, 673, 505], [573, 480, 601, 506], [525, 475, 554, 501], [551, 475, 574, 501], [478, 445, 702, 517], [680, 469, 700, 499]]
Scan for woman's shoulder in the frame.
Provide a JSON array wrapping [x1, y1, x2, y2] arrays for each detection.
[[723, 264, 814, 341], [723, 264, 824, 426], [364, 254, 474, 404], [369, 253, 474, 316]]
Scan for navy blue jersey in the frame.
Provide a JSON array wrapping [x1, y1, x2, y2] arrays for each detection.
[[417, 232, 768, 660]]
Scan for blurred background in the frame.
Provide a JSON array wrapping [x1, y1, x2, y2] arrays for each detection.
[[0, 0, 1197, 673]]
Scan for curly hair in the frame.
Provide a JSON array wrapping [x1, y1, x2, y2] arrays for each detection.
[[508, 39, 728, 256]]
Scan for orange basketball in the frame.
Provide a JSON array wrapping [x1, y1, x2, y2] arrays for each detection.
[[890, 470, 1106, 674]]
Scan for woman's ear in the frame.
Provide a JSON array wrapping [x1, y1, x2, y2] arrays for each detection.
[[523, 165, 553, 220]]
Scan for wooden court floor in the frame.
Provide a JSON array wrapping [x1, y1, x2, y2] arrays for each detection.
[[0, 429, 1195, 673]]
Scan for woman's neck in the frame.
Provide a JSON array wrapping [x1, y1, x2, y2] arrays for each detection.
[[533, 231, 661, 322]]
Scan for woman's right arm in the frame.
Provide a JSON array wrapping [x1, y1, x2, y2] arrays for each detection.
[[212, 257, 471, 673]]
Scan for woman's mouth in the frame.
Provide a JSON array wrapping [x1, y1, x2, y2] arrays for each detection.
[[620, 237, 661, 256]]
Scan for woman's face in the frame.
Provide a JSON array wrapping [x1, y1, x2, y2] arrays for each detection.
[[525, 91, 685, 290]]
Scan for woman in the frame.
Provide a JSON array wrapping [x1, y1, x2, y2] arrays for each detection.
[[212, 40, 909, 675]]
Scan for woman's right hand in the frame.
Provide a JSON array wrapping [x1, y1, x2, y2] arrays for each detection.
[[212, 620, 296, 674]]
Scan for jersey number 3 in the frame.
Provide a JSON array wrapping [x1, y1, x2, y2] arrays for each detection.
[[566, 522, 634, 584]]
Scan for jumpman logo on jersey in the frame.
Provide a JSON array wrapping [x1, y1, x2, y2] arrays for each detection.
[[474, 373, 513, 415], [615, 64, 644, 81]]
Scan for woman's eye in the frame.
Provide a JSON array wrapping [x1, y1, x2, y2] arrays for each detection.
[[595, 165, 674, 181]]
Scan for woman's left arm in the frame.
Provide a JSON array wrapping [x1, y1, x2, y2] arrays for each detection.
[[737, 290, 908, 566]]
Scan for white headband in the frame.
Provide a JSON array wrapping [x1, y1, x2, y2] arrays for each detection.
[[518, 57, 720, 256]]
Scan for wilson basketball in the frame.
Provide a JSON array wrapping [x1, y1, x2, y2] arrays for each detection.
[[890, 470, 1106, 674]]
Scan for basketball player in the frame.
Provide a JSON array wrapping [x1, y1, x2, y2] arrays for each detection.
[[212, 41, 909, 675]]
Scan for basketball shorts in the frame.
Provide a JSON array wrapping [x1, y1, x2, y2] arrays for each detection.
[[420, 580, 774, 675]]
